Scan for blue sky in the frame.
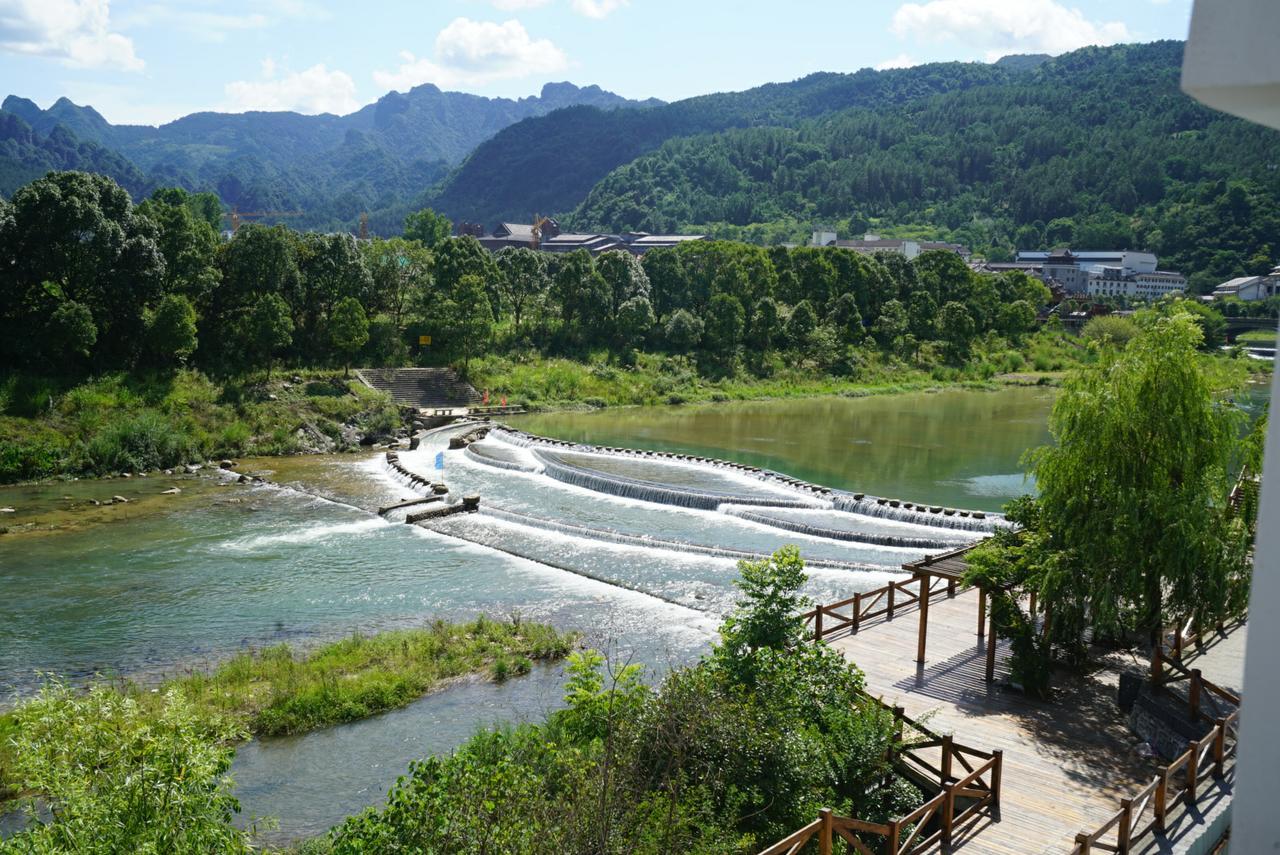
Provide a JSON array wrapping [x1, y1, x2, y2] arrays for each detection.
[[0, 0, 1196, 126]]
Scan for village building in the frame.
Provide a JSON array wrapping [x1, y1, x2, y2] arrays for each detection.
[[1211, 266, 1280, 301]]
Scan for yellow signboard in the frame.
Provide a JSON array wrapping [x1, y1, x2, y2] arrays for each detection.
[[419, 335, 432, 345]]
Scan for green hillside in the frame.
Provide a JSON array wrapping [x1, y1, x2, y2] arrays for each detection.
[[567, 42, 1280, 288]]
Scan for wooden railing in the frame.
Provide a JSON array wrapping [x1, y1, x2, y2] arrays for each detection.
[[1072, 622, 1243, 854], [1069, 711, 1238, 854], [757, 704, 1002, 855], [802, 575, 956, 641]]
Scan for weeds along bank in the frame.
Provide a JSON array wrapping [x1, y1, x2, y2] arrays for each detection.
[[0, 618, 578, 806], [0, 369, 401, 484]]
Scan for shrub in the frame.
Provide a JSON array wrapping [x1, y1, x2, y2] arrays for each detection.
[[1081, 314, 1138, 349], [82, 411, 197, 474], [2, 682, 252, 853]]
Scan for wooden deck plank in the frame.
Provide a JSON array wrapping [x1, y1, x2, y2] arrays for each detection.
[[829, 587, 1163, 855]]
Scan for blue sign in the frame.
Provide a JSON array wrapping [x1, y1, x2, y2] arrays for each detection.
[[434, 451, 445, 470]]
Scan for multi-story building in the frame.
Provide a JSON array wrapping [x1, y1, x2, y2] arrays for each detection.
[[1017, 249, 1172, 296], [811, 231, 971, 260], [1086, 266, 1187, 299]]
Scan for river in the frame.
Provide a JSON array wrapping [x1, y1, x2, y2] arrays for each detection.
[[2, 387, 1057, 843]]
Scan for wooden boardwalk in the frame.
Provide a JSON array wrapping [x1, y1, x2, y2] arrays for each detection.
[[829, 587, 1163, 855]]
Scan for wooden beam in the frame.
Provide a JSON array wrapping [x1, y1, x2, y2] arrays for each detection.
[[985, 601, 997, 682], [977, 588, 987, 639], [916, 573, 930, 664]]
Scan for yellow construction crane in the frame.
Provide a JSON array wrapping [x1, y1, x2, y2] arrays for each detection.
[[530, 214, 551, 250], [223, 207, 304, 234]]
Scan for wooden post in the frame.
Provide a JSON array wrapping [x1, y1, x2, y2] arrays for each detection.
[[887, 582, 896, 620], [888, 820, 901, 855], [941, 782, 956, 848], [1173, 626, 1183, 660], [1116, 798, 1133, 853], [814, 606, 823, 641], [948, 577, 957, 597], [1154, 772, 1168, 831], [1185, 739, 1200, 805], [1075, 833, 1092, 854], [818, 807, 832, 855], [992, 750, 1004, 808], [916, 574, 930, 664], [977, 588, 987, 639], [852, 592, 862, 634], [985, 602, 997, 682], [941, 734, 954, 783], [1151, 642, 1163, 684], [1213, 718, 1226, 779], [1189, 669, 1202, 722]]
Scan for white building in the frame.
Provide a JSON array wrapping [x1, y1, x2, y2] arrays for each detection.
[[1016, 249, 1159, 277], [1087, 266, 1187, 299], [1211, 266, 1280, 301]]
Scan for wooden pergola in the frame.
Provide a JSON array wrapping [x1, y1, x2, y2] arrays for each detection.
[[903, 544, 1000, 683]]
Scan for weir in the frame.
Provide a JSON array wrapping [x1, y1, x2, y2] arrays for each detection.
[[722, 505, 974, 550], [832, 493, 1009, 533], [477, 505, 885, 573], [488, 425, 1007, 529], [533, 449, 826, 511]]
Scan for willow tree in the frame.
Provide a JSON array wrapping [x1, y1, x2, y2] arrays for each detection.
[[1030, 312, 1247, 647]]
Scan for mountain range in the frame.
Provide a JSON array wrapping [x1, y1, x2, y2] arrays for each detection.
[[2, 41, 1278, 288], [0, 82, 662, 232]]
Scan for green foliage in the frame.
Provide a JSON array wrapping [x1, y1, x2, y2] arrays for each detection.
[[0, 682, 252, 854], [570, 42, 1279, 283], [173, 618, 577, 736], [329, 296, 369, 375], [403, 207, 452, 248], [249, 293, 294, 374], [146, 293, 198, 366], [664, 309, 704, 353], [330, 549, 916, 853], [1081, 314, 1139, 348]]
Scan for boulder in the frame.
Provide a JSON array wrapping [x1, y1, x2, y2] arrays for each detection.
[[219, 460, 236, 470], [162, 487, 181, 495], [0, 507, 15, 513], [111, 495, 129, 504]]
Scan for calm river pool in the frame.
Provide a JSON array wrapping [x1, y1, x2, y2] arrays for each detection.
[[1, 386, 1065, 842]]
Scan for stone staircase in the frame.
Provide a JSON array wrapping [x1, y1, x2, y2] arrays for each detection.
[[357, 368, 482, 410]]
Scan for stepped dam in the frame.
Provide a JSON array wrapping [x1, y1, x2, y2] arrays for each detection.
[[377, 421, 1006, 615]]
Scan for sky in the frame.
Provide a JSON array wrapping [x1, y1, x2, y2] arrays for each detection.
[[0, 0, 1197, 126]]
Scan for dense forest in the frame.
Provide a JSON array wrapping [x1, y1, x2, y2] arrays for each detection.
[[0, 83, 658, 233], [568, 42, 1280, 291], [0, 171, 1056, 385]]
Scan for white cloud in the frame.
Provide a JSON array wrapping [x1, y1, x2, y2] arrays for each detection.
[[875, 53, 918, 71], [224, 63, 359, 115], [374, 17, 568, 92], [890, 0, 1131, 61], [0, 0, 142, 70], [571, 0, 627, 18]]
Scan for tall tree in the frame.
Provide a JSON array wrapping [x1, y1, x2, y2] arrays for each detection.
[[495, 247, 548, 331], [444, 274, 492, 371], [403, 208, 453, 249], [330, 297, 370, 377], [1030, 313, 1247, 644]]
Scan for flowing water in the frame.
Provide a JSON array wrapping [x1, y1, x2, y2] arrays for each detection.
[[1, 386, 1065, 843]]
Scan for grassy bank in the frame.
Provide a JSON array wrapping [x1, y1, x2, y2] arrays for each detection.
[[0, 368, 401, 484], [468, 329, 1088, 410], [0, 617, 578, 801]]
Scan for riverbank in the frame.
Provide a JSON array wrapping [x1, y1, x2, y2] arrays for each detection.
[[0, 369, 402, 485], [0, 618, 578, 802], [466, 331, 1084, 411]]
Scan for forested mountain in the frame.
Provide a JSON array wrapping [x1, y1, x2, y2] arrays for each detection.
[[0, 83, 659, 231], [566, 42, 1280, 288], [424, 62, 1013, 225]]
